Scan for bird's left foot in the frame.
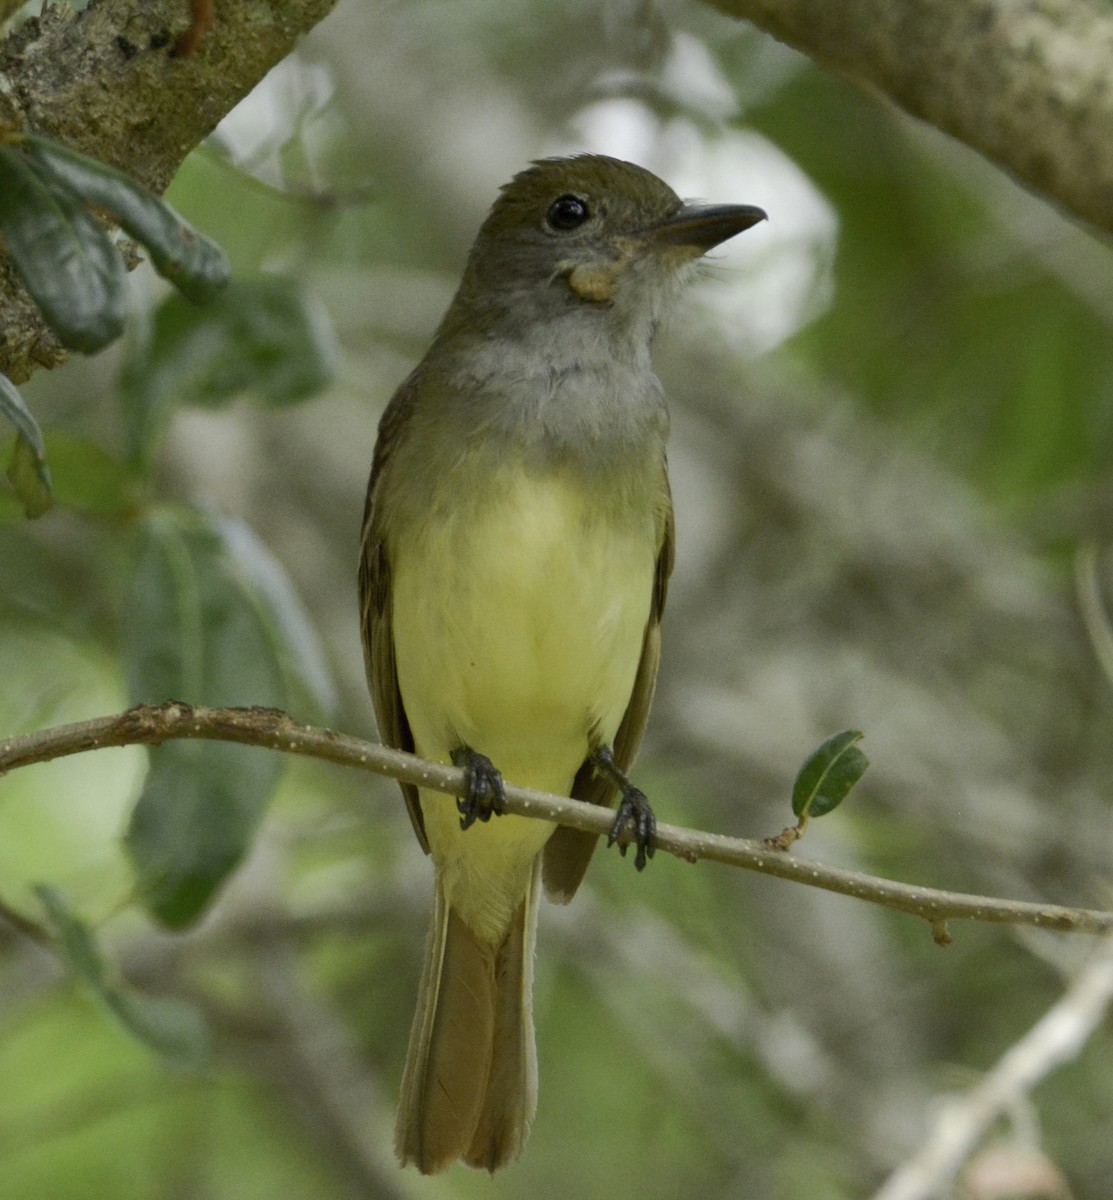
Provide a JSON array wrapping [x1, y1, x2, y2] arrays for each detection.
[[590, 746, 657, 871], [451, 746, 506, 830]]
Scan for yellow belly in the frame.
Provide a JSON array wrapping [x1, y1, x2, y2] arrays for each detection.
[[392, 467, 656, 942]]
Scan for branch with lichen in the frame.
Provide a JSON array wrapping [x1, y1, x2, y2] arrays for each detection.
[[0, 0, 339, 384], [705, 0, 1113, 238]]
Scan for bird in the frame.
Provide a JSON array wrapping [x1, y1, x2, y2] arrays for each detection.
[[358, 153, 765, 1173]]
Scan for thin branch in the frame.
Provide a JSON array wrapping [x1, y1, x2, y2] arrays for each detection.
[[873, 928, 1113, 1200], [1, 701, 1110, 937]]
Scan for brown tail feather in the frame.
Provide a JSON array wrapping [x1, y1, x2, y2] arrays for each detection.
[[395, 889, 495, 1172], [465, 864, 539, 1169], [395, 869, 539, 1173]]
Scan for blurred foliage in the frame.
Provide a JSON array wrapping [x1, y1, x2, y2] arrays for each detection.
[[0, 131, 231, 518], [2, 1, 1113, 1198]]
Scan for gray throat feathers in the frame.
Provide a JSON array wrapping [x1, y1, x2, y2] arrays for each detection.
[[429, 305, 671, 480]]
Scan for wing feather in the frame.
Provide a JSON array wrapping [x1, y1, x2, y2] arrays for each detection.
[[358, 373, 427, 851]]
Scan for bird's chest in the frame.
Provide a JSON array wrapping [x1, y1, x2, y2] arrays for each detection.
[[390, 465, 657, 776]]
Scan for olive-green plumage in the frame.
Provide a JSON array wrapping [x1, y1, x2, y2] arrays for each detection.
[[359, 155, 764, 1173]]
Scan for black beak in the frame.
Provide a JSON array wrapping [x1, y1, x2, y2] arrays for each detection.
[[650, 203, 767, 251]]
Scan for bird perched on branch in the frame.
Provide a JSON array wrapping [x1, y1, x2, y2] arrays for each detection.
[[359, 153, 765, 1173]]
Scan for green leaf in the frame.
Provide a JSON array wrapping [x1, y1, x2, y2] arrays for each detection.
[[211, 512, 337, 720], [121, 508, 288, 927], [1, 432, 141, 520], [1, 430, 140, 517], [35, 884, 210, 1069], [102, 989, 211, 1071], [120, 278, 335, 463], [125, 740, 282, 928], [0, 372, 53, 517], [24, 135, 230, 303], [40, 430, 139, 515], [0, 145, 128, 352], [0, 372, 48, 462], [35, 884, 106, 987], [5, 433, 53, 518], [791, 730, 869, 820]]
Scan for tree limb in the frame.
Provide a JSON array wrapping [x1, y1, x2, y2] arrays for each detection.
[[873, 928, 1113, 1200], [2, 700, 1110, 938], [704, 0, 1113, 237], [0, 0, 340, 383]]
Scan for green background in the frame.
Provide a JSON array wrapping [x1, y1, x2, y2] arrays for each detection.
[[2, 1, 1112, 1197]]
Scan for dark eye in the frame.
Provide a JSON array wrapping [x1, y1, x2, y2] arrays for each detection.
[[546, 194, 590, 231]]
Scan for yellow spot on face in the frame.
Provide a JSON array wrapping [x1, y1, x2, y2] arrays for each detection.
[[567, 263, 620, 303]]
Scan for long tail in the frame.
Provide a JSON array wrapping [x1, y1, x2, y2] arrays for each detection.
[[394, 862, 540, 1173]]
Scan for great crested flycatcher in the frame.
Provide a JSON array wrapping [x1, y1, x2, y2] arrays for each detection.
[[359, 154, 765, 1173]]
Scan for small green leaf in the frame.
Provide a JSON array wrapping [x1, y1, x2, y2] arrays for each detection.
[[120, 278, 335, 462], [1, 430, 140, 517], [103, 989, 210, 1070], [122, 508, 288, 927], [126, 740, 282, 928], [791, 730, 869, 820], [25, 135, 230, 303], [0, 145, 127, 352], [35, 884, 106, 988], [6, 433, 53, 517], [35, 884, 210, 1069], [0, 372, 53, 517], [40, 430, 139, 515], [0, 371, 48, 461]]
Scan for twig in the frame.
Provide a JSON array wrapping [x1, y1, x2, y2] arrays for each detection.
[[872, 929, 1113, 1200], [1, 701, 1110, 937]]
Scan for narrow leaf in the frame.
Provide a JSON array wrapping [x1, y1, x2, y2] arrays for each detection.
[[24, 135, 230, 303], [35, 884, 106, 989], [122, 509, 287, 927], [791, 730, 869, 819], [6, 433, 53, 518], [35, 884, 210, 1069], [0, 372, 52, 516], [212, 512, 337, 719], [0, 146, 127, 352], [0, 371, 48, 460]]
